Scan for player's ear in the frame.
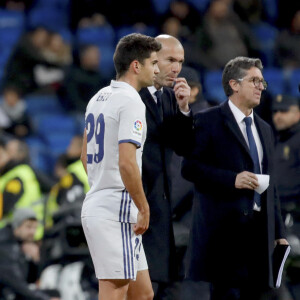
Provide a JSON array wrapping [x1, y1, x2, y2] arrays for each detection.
[[131, 60, 140, 74]]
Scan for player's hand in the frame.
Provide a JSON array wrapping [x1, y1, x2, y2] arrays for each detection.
[[133, 210, 149, 235], [173, 77, 190, 112], [235, 171, 259, 190]]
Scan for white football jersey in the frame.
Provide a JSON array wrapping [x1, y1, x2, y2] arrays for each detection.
[[81, 80, 147, 223]]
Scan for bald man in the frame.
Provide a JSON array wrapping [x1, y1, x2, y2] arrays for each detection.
[[139, 35, 193, 299]]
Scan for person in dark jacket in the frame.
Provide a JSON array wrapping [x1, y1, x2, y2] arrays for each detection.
[[182, 56, 288, 300], [139, 35, 193, 300], [272, 94, 300, 208], [0, 208, 60, 300]]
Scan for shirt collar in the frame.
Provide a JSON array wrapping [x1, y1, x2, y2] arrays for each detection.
[[110, 80, 138, 94], [148, 86, 163, 97], [228, 99, 254, 125]]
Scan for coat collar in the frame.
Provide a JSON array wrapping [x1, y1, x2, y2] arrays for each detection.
[[220, 100, 269, 171], [139, 87, 162, 125]]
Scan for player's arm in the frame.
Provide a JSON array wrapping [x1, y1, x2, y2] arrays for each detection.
[[119, 142, 149, 235], [81, 129, 87, 174]]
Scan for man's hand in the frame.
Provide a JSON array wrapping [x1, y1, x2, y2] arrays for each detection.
[[173, 77, 190, 112], [133, 209, 150, 235], [235, 171, 259, 190], [22, 242, 40, 263], [275, 238, 289, 246]]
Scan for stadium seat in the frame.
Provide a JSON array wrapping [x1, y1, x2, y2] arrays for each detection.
[[77, 25, 115, 47], [115, 25, 157, 41], [28, 8, 69, 31], [251, 22, 278, 67], [25, 95, 63, 116], [99, 45, 116, 80], [203, 70, 226, 104], [25, 135, 52, 173], [36, 114, 76, 137], [263, 68, 287, 96], [0, 9, 25, 28], [187, 0, 210, 13], [288, 69, 300, 97], [0, 9, 25, 49], [151, 0, 171, 14]]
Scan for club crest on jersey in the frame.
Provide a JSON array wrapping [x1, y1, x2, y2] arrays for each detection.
[[133, 120, 143, 136]]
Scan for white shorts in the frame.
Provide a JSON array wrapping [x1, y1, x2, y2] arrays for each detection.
[[81, 216, 148, 280]]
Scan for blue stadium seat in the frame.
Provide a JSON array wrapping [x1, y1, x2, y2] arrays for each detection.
[[115, 25, 157, 41], [187, 0, 210, 13], [99, 45, 116, 80], [203, 70, 226, 104], [261, 0, 278, 24], [251, 22, 278, 67], [36, 114, 76, 137], [0, 9, 25, 28], [44, 132, 74, 156], [0, 9, 25, 49], [28, 8, 69, 31], [25, 95, 63, 115], [263, 68, 287, 96], [288, 69, 300, 97], [151, 0, 171, 14], [25, 135, 52, 173], [77, 25, 115, 47]]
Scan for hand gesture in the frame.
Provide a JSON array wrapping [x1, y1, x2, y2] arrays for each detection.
[[173, 77, 190, 112]]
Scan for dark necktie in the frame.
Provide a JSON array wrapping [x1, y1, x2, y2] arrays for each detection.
[[244, 116, 261, 207], [154, 90, 163, 121]]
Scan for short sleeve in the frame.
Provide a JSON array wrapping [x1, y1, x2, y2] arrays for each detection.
[[118, 97, 145, 148]]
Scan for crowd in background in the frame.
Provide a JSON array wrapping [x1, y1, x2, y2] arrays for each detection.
[[0, 0, 300, 299]]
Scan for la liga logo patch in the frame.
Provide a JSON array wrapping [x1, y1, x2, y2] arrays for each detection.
[[134, 120, 143, 131], [133, 119, 143, 136]]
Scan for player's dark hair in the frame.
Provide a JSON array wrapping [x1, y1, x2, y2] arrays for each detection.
[[113, 33, 161, 79]]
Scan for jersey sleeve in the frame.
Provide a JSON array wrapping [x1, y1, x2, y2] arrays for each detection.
[[118, 97, 145, 148]]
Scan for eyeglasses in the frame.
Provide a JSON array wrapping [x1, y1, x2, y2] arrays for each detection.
[[237, 77, 268, 90]]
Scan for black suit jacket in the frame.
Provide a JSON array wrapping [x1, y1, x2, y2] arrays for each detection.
[[182, 101, 285, 288], [139, 87, 193, 282]]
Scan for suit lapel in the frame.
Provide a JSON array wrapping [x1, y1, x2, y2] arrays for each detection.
[[220, 101, 250, 154], [139, 88, 161, 125]]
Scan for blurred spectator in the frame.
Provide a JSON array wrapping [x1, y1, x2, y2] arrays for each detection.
[[0, 0, 34, 11], [106, 0, 156, 27], [42, 32, 72, 67], [232, 0, 263, 25], [69, 0, 110, 30], [179, 66, 210, 113], [0, 207, 60, 300], [0, 85, 31, 138], [47, 136, 89, 226], [277, 0, 300, 29], [272, 94, 300, 208], [4, 27, 49, 94], [5, 138, 55, 193], [4, 27, 66, 95], [193, 0, 259, 70], [0, 140, 44, 240], [59, 44, 104, 114], [275, 10, 300, 69], [160, 0, 201, 33]]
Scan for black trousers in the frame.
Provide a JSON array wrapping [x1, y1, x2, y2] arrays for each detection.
[[211, 211, 270, 300]]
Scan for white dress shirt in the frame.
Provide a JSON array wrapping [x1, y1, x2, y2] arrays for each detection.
[[228, 100, 263, 211]]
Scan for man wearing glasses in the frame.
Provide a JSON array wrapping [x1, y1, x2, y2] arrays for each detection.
[[182, 56, 288, 299]]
